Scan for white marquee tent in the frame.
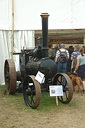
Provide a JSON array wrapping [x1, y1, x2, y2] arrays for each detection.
[[0, 0, 85, 84]]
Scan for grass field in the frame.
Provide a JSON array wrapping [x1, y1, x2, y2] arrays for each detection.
[[0, 85, 85, 128]]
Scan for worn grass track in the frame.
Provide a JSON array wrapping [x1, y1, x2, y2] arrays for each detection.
[[0, 85, 85, 128]]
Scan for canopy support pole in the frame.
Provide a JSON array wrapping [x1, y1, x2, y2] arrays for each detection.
[[11, 0, 14, 59]]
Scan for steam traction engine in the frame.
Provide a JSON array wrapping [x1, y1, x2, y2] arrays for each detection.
[[4, 13, 73, 109]]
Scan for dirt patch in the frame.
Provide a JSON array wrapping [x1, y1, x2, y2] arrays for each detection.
[[0, 87, 85, 128]]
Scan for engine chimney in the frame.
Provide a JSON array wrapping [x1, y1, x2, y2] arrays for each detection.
[[40, 13, 49, 58]]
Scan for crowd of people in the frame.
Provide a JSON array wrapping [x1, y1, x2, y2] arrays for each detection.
[[48, 44, 85, 92]]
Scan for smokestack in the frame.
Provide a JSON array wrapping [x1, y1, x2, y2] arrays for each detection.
[[40, 13, 49, 57]]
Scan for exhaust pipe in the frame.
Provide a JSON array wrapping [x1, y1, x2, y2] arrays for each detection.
[[40, 13, 49, 58]]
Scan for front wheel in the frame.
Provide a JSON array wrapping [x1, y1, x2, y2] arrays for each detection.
[[23, 75, 41, 109]]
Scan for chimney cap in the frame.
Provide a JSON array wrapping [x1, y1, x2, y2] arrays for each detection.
[[40, 13, 50, 17]]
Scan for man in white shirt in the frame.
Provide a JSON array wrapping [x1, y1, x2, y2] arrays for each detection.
[[55, 44, 69, 74]]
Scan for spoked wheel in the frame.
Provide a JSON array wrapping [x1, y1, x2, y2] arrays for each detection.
[[53, 73, 73, 103], [23, 75, 41, 109], [4, 59, 16, 94]]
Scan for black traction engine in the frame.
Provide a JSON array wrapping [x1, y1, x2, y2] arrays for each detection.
[[4, 13, 73, 109]]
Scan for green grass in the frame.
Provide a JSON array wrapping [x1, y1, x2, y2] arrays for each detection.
[[0, 85, 76, 112]]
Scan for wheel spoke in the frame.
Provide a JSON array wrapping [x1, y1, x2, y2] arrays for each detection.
[[30, 95, 35, 104], [57, 79, 62, 84], [65, 91, 68, 99], [60, 96, 63, 102]]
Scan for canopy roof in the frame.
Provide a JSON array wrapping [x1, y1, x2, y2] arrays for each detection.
[[0, 0, 85, 30]]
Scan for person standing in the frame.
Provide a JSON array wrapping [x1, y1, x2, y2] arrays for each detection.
[[71, 45, 80, 60], [71, 45, 80, 74], [55, 43, 69, 74], [52, 45, 58, 60], [48, 44, 52, 59], [74, 47, 85, 93], [67, 46, 74, 74]]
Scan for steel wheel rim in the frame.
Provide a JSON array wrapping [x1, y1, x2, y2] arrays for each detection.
[[23, 75, 41, 109], [53, 73, 73, 103], [4, 59, 16, 94]]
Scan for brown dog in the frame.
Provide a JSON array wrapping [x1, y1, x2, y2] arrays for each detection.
[[69, 74, 83, 95]]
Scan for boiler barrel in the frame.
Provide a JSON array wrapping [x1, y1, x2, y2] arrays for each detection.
[[25, 58, 57, 79]]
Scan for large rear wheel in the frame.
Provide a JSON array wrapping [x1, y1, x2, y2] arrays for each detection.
[[4, 59, 16, 94], [53, 73, 73, 103]]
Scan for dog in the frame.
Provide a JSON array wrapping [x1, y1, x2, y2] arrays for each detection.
[[69, 74, 83, 95]]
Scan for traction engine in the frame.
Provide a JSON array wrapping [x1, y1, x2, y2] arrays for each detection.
[[4, 13, 73, 108]]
